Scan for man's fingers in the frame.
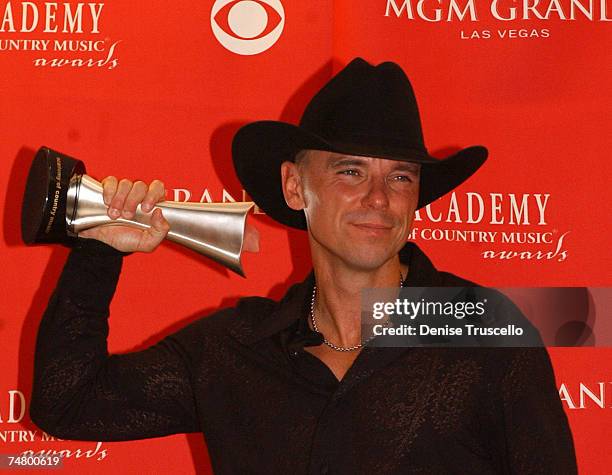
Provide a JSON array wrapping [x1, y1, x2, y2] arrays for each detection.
[[101, 176, 118, 207], [123, 181, 148, 218], [101, 177, 165, 218], [109, 179, 133, 219], [140, 208, 170, 251], [142, 180, 165, 213]]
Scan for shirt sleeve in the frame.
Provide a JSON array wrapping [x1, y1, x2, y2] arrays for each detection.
[[498, 347, 578, 475], [30, 238, 200, 441]]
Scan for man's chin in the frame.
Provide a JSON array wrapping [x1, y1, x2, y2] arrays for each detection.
[[338, 248, 401, 273], [308, 226, 404, 270]]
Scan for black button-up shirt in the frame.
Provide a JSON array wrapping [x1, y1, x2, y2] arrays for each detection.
[[31, 240, 577, 474]]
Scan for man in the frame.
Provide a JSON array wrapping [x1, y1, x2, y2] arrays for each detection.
[[30, 58, 576, 474]]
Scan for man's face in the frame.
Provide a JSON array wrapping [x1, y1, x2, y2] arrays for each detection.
[[281, 150, 420, 271]]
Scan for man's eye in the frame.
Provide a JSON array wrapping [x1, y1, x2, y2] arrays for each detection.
[[391, 175, 413, 182], [339, 169, 360, 176]]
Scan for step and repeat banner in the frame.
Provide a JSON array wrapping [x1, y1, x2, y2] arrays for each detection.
[[1, 0, 610, 473]]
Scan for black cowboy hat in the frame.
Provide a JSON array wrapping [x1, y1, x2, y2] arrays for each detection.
[[232, 57, 487, 230]]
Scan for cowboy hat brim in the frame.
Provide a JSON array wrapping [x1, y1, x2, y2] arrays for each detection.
[[233, 120, 487, 230]]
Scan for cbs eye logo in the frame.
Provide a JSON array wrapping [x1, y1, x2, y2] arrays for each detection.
[[211, 0, 285, 55]]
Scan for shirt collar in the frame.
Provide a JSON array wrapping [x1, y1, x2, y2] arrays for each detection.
[[230, 242, 442, 346]]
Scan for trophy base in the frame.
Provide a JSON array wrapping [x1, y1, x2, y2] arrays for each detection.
[[21, 147, 85, 245]]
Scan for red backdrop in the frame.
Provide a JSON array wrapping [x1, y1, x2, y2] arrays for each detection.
[[1, 0, 610, 473]]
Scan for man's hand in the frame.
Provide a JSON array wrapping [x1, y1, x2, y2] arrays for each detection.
[[79, 177, 170, 253]]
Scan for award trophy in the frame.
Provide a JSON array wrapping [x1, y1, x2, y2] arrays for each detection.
[[21, 147, 254, 276]]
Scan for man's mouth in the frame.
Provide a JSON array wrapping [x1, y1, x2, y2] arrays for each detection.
[[351, 222, 394, 233], [353, 222, 391, 228]]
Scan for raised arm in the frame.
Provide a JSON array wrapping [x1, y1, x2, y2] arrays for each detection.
[[30, 178, 198, 441], [30, 239, 200, 440]]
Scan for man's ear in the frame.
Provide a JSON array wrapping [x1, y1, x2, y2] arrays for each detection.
[[280, 161, 305, 211]]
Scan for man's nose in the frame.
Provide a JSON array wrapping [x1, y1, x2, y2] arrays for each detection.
[[361, 177, 390, 209]]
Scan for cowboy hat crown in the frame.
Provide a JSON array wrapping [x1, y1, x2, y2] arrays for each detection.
[[233, 57, 487, 230]]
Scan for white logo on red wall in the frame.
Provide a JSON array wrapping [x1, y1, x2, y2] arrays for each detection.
[[408, 191, 571, 262], [384, 0, 611, 40], [211, 0, 285, 55], [559, 382, 612, 409], [0, 2, 120, 69]]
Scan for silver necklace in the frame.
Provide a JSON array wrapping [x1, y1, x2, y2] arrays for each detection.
[[310, 272, 405, 352]]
